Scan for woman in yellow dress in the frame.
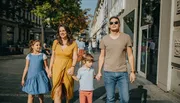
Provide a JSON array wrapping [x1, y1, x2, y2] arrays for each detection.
[[49, 24, 78, 103]]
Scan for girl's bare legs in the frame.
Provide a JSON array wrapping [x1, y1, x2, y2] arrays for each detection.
[[28, 94, 34, 103], [54, 85, 62, 103], [38, 94, 44, 103]]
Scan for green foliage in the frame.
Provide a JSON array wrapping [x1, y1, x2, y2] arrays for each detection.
[[31, 2, 51, 18], [24, 0, 92, 34]]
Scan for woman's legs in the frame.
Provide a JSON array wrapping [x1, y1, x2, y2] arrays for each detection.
[[38, 94, 44, 103], [54, 85, 62, 103], [27, 94, 34, 103]]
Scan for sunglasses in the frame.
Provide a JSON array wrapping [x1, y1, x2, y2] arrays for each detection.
[[109, 21, 119, 25]]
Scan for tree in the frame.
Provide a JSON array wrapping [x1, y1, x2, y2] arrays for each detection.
[[24, 0, 92, 35]]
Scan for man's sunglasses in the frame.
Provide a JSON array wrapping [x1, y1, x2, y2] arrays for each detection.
[[109, 21, 119, 25]]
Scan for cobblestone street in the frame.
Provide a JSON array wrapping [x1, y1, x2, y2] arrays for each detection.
[[0, 53, 180, 103], [1, 0, 180, 103]]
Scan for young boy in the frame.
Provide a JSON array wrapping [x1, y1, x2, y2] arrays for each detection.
[[72, 53, 96, 103]]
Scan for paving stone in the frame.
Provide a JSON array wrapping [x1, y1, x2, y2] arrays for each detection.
[[0, 53, 180, 103]]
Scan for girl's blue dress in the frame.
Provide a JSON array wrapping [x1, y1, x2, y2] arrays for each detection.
[[22, 53, 51, 95]]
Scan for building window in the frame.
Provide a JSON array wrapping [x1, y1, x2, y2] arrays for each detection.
[[141, 0, 160, 26], [18, 28, 21, 41], [123, 10, 135, 40], [0, 25, 2, 45], [7, 26, 14, 45]]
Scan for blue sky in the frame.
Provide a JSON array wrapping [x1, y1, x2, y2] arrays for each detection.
[[81, 0, 98, 16]]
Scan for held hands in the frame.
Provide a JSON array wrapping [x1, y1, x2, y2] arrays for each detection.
[[130, 72, 136, 83], [96, 72, 102, 81], [48, 69, 52, 78], [67, 67, 75, 76]]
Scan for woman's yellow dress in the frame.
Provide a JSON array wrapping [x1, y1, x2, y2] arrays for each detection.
[[51, 40, 78, 100]]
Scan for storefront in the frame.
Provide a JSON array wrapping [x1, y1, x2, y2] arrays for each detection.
[[120, 0, 164, 85], [93, 0, 180, 95], [137, 0, 180, 95], [170, 0, 180, 95], [137, 0, 160, 84]]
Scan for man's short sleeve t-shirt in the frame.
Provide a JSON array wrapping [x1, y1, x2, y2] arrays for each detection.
[[100, 33, 132, 72]]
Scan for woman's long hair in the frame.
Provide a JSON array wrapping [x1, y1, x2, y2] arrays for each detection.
[[56, 24, 74, 46]]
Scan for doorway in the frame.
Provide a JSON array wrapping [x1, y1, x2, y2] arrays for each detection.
[[138, 0, 160, 84], [138, 25, 149, 78]]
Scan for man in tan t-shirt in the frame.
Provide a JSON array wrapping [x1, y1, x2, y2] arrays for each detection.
[[96, 16, 136, 103]]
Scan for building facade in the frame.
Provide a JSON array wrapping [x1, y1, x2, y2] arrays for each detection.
[[0, 0, 42, 55], [90, 0, 108, 42], [91, 0, 180, 96]]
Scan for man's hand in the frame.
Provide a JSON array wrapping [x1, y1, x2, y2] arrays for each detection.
[[130, 72, 136, 83], [96, 72, 102, 81]]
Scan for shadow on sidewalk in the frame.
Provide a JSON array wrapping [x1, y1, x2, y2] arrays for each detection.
[[93, 86, 106, 102], [98, 85, 148, 103], [129, 85, 147, 103], [147, 100, 174, 103], [52, 87, 106, 103], [51, 90, 79, 103], [71, 90, 79, 103]]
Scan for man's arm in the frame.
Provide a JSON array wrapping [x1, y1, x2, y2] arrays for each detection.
[[96, 49, 105, 81], [127, 47, 135, 72], [127, 47, 136, 83]]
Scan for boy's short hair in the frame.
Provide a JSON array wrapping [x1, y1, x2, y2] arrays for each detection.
[[82, 53, 94, 63]]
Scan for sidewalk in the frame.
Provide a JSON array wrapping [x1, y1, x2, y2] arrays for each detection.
[[0, 54, 26, 60], [0, 52, 180, 103], [88, 52, 180, 103], [135, 75, 180, 103]]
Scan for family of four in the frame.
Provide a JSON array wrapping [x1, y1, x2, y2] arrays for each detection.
[[21, 16, 136, 103]]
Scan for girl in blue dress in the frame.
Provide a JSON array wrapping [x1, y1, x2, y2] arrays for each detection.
[[21, 40, 51, 103]]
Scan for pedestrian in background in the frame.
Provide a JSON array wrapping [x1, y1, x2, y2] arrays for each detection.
[[49, 24, 78, 103], [85, 39, 89, 51], [42, 42, 51, 56], [75, 37, 80, 46], [77, 38, 85, 66], [21, 40, 51, 103], [72, 53, 96, 103], [96, 16, 136, 103], [88, 39, 92, 54], [92, 39, 97, 53]]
